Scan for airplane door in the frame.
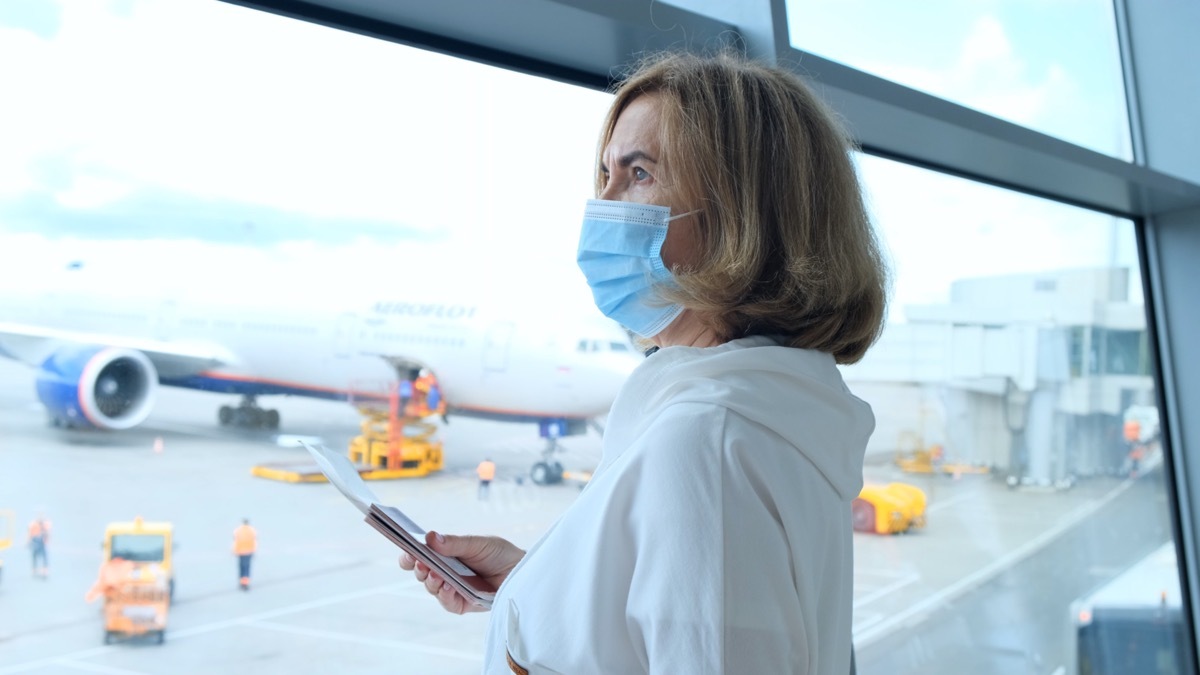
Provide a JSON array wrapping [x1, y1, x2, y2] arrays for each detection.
[[483, 322, 514, 372]]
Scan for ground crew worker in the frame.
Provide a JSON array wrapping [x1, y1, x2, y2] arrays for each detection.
[[232, 519, 257, 591], [1124, 418, 1144, 476], [27, 515, 51, 578], [398, 378, 414, 418], [427, 381, 444, 418], [414, 370, 435, 417], [1124, 418, 1141, 444], [476, 458, 496, 500]]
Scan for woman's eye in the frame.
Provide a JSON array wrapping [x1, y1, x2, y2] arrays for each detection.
[[633, 167, 650, 181]]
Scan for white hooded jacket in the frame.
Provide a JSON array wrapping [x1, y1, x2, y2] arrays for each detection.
[[482, 335, 874, 674]]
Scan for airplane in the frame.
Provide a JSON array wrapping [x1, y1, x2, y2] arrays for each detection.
[[0, 257, 641, 484]]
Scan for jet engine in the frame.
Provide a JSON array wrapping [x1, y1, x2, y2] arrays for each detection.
[[35, 346, 158, 429]]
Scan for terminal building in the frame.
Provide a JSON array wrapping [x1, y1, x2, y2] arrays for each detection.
[[846, 267, 1156, 486]]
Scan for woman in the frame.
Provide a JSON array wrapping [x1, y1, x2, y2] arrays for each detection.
[[400, 51, 888, 674]]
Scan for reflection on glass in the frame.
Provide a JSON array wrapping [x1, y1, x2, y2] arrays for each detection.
[[785, 0, 1132, 159], [844, 155, 1179, 674]]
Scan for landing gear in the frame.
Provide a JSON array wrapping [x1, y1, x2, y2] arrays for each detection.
[[218, 396, 280, 430], [530, 437, 565, 486]]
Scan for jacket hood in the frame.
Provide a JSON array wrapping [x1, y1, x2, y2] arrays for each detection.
[[629, 335, 873, 500]]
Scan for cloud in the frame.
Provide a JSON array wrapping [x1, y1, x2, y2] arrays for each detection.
[[0, 0, 611, 244], [0, 231, 600, 324], [0, 186, 437, 245], [864, 15, 1068, 130], [857, 154, 1140, 321]]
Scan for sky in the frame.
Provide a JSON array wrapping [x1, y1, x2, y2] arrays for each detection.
[[0, 0, 1144, 326], [787, 0, 1133, 159]]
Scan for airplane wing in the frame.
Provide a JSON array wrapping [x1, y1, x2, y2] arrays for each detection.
[[0, 321, 233, 378]]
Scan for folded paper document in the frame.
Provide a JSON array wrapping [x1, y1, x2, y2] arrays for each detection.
[[301, 441, 496, 608]]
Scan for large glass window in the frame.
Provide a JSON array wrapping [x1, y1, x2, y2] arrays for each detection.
[[0, 1, 612, 672], [0, 2, 1183, 674], [785, 0, 1133, 159], [844, 155, 1179, 674]]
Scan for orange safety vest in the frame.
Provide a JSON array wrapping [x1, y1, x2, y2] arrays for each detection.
[[415, 375, 434, 394], [233, 525, 257, 555], [477, 461, 496, 481], [1123, 419, 1141, 443], [28, 519, 50, 543]]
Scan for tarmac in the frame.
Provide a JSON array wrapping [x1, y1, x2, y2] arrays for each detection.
[[0, 359, 1175, 674]]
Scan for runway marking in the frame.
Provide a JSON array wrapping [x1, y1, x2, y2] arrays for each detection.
[[852, 611, 885, 634], [43, 661, 152, 675], [856, 567, 916, 581], [0, 582, 412, 674], [853, 571, 920, 609], [926, 489, 982, 513], [246, 620, 482, 661], [852, 478, 1138, 649], [166, 582, 412, 639]]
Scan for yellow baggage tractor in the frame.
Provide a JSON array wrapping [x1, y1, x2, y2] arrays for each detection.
[[87, 517, 174, 644], [852, 482, 928, 535]]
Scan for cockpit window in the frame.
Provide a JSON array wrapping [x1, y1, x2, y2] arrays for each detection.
[[578, 340, 631, 353]]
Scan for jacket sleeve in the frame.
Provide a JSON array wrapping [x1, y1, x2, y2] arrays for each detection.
[[621, 402, 809, 673]]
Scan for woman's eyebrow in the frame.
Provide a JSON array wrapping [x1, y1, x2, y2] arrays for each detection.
[[601, 150, 659, 173]]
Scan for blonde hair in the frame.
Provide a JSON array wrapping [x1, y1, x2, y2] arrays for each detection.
[[597, 51, 889, 364]]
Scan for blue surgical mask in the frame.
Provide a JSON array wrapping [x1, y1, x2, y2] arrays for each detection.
[[577, 199, 697, 338]]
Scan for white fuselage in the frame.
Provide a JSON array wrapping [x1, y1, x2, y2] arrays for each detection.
[[0, 264, 641, 424]]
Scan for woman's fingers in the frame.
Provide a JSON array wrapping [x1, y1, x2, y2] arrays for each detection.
[[424, 570, 445, 596], [423, 571, 471, 614], [436, 580, 467, 614], [398, 552, 415, 571]]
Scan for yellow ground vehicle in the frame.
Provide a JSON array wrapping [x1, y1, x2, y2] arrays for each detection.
[[253, 403, 444, 483], [853, 483, 928, 534], [347, 407, 444, 478], [93, 517, 174, 644], [895, 444, 990, 477], [0, 510, 13, 585]]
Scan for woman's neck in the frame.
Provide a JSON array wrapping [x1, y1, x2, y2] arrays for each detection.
[[651, 310, 723, 349]]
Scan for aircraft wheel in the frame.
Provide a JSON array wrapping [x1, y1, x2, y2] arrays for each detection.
[[218, 406, 233, 426], [549, 462, 564, 485], [104, 631, 115, 645], [155, 630, 165, 644], [234, 407, 262, 428], [531, 462, 550, 485], [264, 409, 280, 429]]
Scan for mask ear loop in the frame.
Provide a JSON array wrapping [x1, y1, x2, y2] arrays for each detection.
[[667, 209, 702, 223]]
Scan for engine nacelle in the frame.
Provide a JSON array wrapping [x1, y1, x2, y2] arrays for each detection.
[[36, 346, 158, 430]]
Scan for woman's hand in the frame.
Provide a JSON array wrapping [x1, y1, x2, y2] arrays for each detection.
[[398, 531, 524, 614]]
